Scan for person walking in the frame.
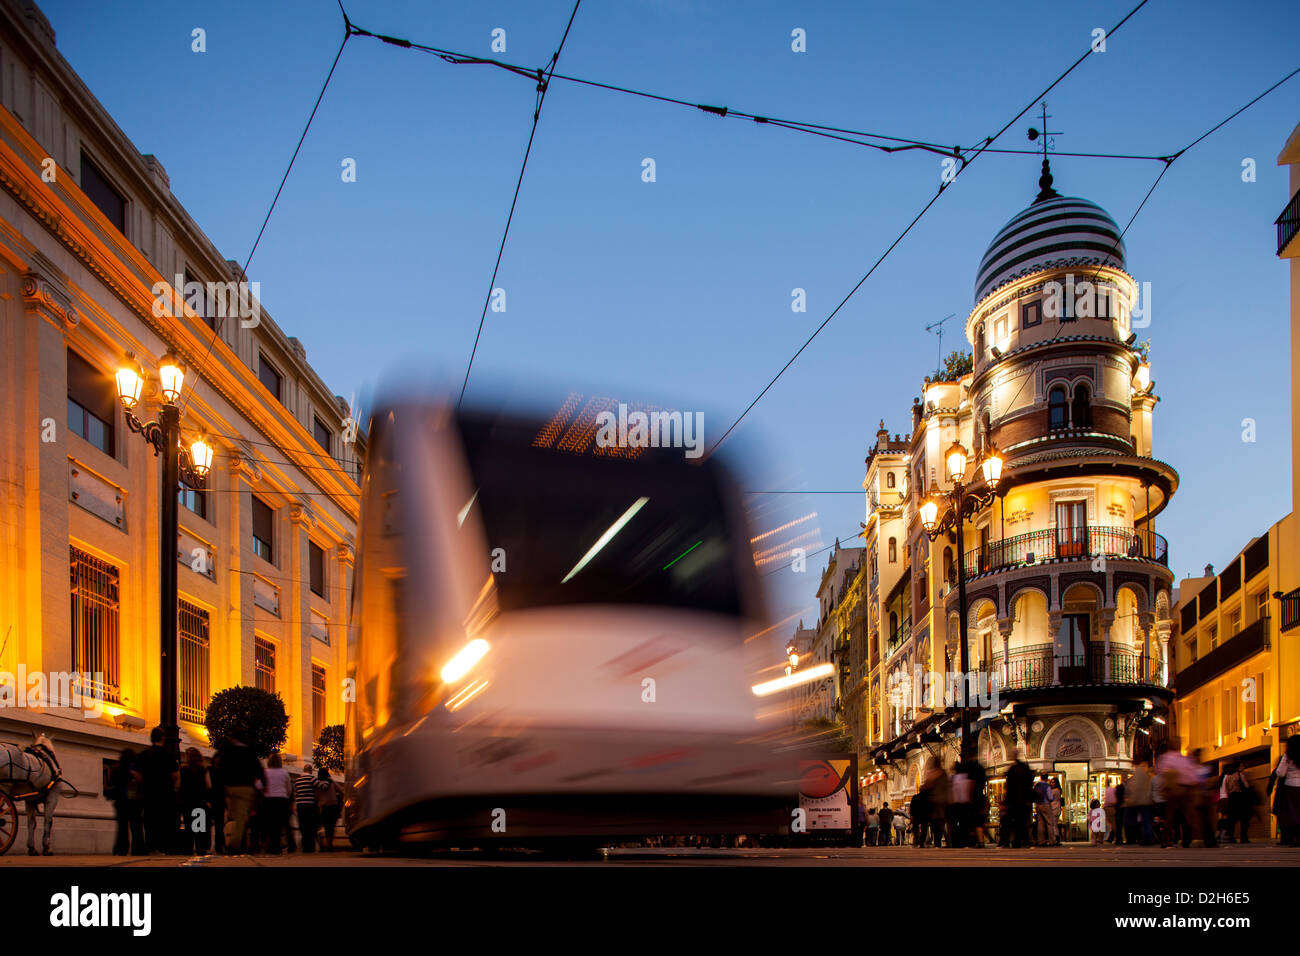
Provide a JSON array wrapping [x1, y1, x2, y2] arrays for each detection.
[[1033, 774, 1052, 846], [949, 761, 972, 848], [177, 747, 211, 855], [1003, 747, 1034, 849], [108, 747, 144, 856], [969, 760, 990, 848], [217, 729, 263, 855], [315, 766, 342, 851], [261, 752, 293, 854], [209, 750, 226, 855], [878, 801, 894, 846], [1222, 760, 1256, 843], [1155, 742, 1197, 846], [921, 762, 949, 848], [1046, 776, 1062, 846], [1150, 754, 1169, 847], [1267, 734, 1300, 846], [910, 790, 927, 848], [1088, 799, 1106, 845], [864, 807, 879, 848], [137, 726, 179, 854], [1191, 749, 1218, 848], [893, 806, 909, 846], [1124, 758, 1155, 846], [1103, 780, 1119, 844], [293, 762, 320, 853]]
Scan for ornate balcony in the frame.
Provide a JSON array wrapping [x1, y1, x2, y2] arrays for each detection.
[[956, 524, 1167, 581], [1004, 642, 1166, 692]]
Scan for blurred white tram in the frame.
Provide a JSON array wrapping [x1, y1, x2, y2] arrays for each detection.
[[344, 400, 792, 849]]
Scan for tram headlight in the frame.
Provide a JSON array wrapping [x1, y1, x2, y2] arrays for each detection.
[[440, 638, 490, 684]]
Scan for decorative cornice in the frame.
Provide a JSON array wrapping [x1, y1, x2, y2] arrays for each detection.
[[20, 268, 80, 328]]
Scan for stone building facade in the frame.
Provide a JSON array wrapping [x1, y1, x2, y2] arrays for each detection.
[[0, 0, 364, 851]]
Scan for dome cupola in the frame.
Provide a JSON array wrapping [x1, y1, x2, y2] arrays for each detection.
[[973, 163, 1125, 304]]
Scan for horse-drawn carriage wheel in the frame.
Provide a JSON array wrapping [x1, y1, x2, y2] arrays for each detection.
[[0, 791, 17, 856]]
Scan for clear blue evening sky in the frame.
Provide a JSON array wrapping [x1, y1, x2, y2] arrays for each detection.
[[41, 0, 1300, 631]]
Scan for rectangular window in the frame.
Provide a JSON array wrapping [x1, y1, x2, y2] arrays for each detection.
[[70, 547, 121, 704], [1055, 501, 1087, 557], [1228, 609, 1241, 638], [1021, 300, 1041, 329], [80, 151, 125, 233], [1254, 590, 1269, 623], [1186, 636, 1198, 665], [179, 481, 207, 521], [993, 314, 1008, 345], [258, 353, 282, 402], [67, 350, 116, 456], [251, 495, 274, 564], [309, 541, 326, 598], [313, 416, 332, 454], [179, 599, 210, 724], [254, 636, 276, 693], [1208, 624, 1218, 651], [312, 664, 327, 736]]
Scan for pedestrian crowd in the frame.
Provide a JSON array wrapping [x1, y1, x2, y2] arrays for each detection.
[[104, 725, 343, 856], [857, 735, 1300, 849]]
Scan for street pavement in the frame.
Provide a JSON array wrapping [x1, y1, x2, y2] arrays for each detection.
[[1, 842, 1296, 866]]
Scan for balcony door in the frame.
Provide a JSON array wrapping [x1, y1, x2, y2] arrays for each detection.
[[1055, 501, 1087, 558], [1056, 613, 1090, 684]]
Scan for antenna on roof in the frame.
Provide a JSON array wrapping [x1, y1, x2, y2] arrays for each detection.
[[925, 313, 956, 374]]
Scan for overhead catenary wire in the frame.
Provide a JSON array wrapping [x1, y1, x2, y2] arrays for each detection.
[[457, 0, 583, 408]]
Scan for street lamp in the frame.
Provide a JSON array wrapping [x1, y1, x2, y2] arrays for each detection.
[[919, 441, 1003, 765], [115, 349, 212, 760]]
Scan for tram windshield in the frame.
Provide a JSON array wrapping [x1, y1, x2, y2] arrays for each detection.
[[457, 413, 746, 618]]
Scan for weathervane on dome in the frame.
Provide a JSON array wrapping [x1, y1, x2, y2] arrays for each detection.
[[1026, 101, 1063, 202]]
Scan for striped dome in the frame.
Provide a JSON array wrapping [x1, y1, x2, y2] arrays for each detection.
[[974, 194, 1125, 303]]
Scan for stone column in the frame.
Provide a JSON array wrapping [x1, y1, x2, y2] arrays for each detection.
[[1138, 612, 1155, 683], [1154, 620, 1172, 686], [1100, 610, 1115, 682], [16, 268, 81, 681], [997, 617, 1013, 690]]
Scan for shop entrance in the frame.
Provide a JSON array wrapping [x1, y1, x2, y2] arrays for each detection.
[[1052, 761, 1090, 842]]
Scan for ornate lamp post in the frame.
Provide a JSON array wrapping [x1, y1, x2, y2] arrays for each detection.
[[115, 349, 213, 760], [919, 440, 1003, 764]]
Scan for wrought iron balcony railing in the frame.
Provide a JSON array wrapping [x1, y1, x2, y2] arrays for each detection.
[[1004, 642, 1165, 691], [1278, 187, 1300, 257], [957, 524, 1168, 581]]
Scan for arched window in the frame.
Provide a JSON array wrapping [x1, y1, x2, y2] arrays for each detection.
[[981, 411, 992, 451], [1071, 383, 1092, 428], [888, 538, 897, 563], [886, 472, 896, 489], [1048, 385, 1069, 429], [943, 546, 954, 586]]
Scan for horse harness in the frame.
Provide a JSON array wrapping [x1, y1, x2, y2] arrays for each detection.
[[1, 743, 67, 801]]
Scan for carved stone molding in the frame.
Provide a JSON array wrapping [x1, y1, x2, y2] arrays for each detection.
[[289, 501, 315, 529], [20, 270, 79, 328]]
